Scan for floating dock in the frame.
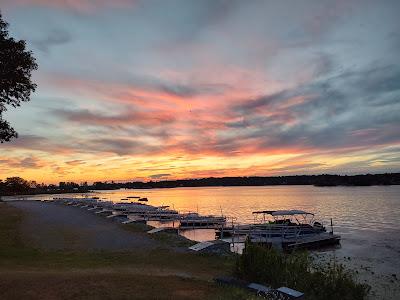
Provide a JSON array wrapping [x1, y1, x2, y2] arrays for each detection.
[[147, 227, 178, 234], [188, 240, 230, 254], [285, 233, 341, 250]]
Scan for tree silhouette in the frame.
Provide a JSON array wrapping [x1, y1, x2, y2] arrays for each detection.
[[0, 12, 37, 143]]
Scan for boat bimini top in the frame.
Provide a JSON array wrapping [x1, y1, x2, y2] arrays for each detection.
[[252, 210, 314, 216], [251, 209, 318, 226]]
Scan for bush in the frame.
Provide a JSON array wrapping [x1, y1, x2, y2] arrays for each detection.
[[235, 240, 370, 300]]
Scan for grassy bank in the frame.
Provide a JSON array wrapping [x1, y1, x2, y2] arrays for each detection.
[[0, 202, 253, 299]]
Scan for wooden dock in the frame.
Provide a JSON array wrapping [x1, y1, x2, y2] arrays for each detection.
[[252, 232, 341, 251], [285, 233, 341, 250]]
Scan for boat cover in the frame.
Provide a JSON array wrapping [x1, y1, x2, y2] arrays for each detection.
[[252, 209, 314, 216]]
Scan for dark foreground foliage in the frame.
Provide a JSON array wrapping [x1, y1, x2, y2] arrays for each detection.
[[235, 241, 370, 300], [0, 12, 37, 143]]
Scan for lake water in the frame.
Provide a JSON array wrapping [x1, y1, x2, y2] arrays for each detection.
[[6, 185, 400, 299]]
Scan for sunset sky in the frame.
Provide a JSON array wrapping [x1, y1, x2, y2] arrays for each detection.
[[1, 0, 399, 183]]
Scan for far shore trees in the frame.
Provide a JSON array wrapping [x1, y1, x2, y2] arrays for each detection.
[[0, 177, 89, 196], [0, 11, 37, 143]]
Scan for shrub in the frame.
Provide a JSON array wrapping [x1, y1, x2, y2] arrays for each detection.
[[235, 240, 370, 300]]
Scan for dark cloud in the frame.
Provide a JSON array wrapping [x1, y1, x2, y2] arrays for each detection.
[[359, 65, 400, 95], [313, 52, 336, 77], [83, 138, 160, 156], [222, 64, 400, 155], [31, 29, 72, 53], [267, 162, 326, 174], [149, 173, 170, 179], [0, 156, 43, 169], [233, 90, 290, 113], [65, 160, 86, 166], [1, 134, 73, 154], [53, 108, 176, 127], [20, 156, 42, 168], [158, 82, 227, 98]]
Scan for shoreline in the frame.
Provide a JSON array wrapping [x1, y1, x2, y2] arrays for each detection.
[[2, 182, 400, 198]]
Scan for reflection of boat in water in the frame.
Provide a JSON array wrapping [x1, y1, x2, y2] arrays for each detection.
[[216, 210, 340, 250], [180, 212, 226, 228]]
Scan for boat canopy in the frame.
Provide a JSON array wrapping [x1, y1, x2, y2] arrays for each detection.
[[252, 210, 314, 216]]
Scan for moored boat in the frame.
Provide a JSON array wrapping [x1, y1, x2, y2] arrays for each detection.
[[217, 210, 326, 238], [216, 209, 340, 250], [180, 212, 226, 228]]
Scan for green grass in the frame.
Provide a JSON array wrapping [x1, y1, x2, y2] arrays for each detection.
[[0, 271, 258, 300], [119, 222, 196, 248]]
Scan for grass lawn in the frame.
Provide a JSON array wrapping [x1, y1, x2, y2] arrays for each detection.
[[0, 202, 254, 299]]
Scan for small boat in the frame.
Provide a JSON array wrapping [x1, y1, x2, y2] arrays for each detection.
[[180, 212, 226, 228], [217, 210, 326, 238], [138, 197, 148, 202], [217, 209, 340, 250], [112, 202, 156, 212], [112, 203, 178, 221], [137, 207, 179, 221], [127, 196, 140, 199], [54, 197, 100, 204]]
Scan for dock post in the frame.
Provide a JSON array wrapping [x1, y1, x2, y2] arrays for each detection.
[[231, 218, 235, 250], [330, 218, 334, 234]]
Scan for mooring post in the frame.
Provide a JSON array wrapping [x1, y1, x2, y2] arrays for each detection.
[[231, 218, 235, 249]]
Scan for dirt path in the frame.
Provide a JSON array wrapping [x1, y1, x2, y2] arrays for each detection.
[[8, 201, 160, 251]]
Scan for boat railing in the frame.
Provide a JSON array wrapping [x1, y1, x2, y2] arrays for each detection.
[[249, 223, 324, 246]]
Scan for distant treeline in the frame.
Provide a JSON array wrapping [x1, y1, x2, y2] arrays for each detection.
[[1, 173, 399, 196], [92, 173, 400, 189], [0, 177, 90, 196]]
